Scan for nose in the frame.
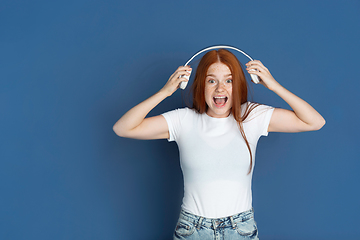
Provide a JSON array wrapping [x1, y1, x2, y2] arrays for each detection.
[[215, 82, 225, 92]]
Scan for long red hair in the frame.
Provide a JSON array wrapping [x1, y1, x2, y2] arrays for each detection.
[[191, 49, 259, 174]]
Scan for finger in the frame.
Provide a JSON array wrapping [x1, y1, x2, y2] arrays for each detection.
[[247, 70, 268, 81], [173, 72, 191, 83], [247, 60, 263, 65], [246, 66, 263, 74], [246, 60, 265, 67], [177, 65, 192, 72], [178, 77, 189, 83], [246, 60, 263, 68], [246, 64, 268, 74], [173, 70, 192, 79], [246, 60, 260, 65], [246, 61, 268, 72], [249, 71, 268, 81], [174, 65, 192, 74]]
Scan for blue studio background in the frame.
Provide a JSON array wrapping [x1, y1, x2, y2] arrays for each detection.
[[1, 1, 359, 239]]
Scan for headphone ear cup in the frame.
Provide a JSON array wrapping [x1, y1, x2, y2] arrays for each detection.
[[250, 74, 260, 84], [179, 79, 188, 89], [179, 70, 191, 89]]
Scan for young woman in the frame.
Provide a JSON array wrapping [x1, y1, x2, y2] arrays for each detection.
[[113, 49, 325, 240]]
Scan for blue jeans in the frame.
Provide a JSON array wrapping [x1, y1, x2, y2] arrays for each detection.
[[173, 208, 259, 240]]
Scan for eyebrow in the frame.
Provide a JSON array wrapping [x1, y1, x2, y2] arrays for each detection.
[[206, 74, 232, 77]]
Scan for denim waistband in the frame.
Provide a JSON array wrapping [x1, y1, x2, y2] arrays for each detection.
[[179, 208, 254, 230]]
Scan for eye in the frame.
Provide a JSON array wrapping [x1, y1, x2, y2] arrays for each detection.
[[226, 79, 232, 83], [208, 79, 215, 83]]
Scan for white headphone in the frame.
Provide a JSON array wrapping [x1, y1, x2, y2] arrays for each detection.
[[179, 45, 259, 89]]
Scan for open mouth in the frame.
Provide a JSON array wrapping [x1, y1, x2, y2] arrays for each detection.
[[213, 96, 228, 108]]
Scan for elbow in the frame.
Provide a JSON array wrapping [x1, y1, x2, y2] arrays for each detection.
[[312, 117, 326, 131], [113, 124, 120, 136], [320, 117, 326, 129], [113, 124, 135, 138], [319, 118, 326, 130], [113, 124, 125, 137]]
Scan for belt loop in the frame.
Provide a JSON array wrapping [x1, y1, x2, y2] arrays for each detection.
[[230, 216, 236, 229], [197, 217, 204, 230], [211, 219, 216, 230]]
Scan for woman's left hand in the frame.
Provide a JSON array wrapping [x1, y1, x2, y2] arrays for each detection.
[[246, 60, 281, 91]]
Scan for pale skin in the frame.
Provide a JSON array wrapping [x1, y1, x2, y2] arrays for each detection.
[[113, 61, 325, 139]]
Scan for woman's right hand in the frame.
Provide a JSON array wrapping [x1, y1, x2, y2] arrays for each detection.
[[160, 66, 192, 96]]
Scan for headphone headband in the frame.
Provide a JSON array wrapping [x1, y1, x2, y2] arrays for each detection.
[[184, 45, 254, 66]]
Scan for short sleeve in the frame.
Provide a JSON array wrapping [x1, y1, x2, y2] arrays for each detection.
[[259, 105, 275, 136], [161, 108, 189, 142], [244, 103, 275, 137]]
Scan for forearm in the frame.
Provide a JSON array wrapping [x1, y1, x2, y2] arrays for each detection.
[[113, 90, 168, 136], [271, 84, 326, 128], [113, 65, 191, 137]]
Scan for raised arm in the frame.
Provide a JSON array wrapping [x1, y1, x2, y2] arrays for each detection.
[[113, 65, 192, 139], [246, 60, 325, 133]]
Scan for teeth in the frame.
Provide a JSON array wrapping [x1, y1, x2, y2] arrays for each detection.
[[214, 96, 226, 99]]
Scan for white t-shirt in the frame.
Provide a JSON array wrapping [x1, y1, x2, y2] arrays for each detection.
[[162, 102, 274, 218]]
